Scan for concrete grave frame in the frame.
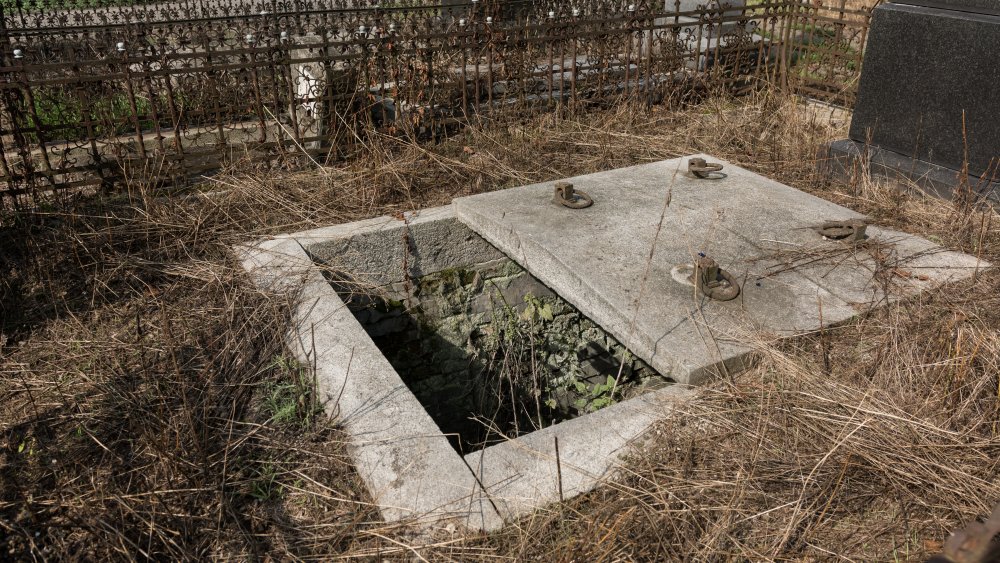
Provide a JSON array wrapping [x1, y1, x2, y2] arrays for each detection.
[[239, 206, 697, 532], [239, 154, 988, 532]]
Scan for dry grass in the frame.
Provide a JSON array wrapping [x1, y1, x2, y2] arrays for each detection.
[[2, 87, 999, 561], [464, 272, 1000, 561], [846, 0, 881, 10]]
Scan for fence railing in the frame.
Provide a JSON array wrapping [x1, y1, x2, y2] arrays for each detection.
[[0, 0, 874, 200]]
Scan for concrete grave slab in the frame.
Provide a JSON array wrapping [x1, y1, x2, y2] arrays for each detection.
[[454, 154, 989, 385], [240, 154, 987, 532]]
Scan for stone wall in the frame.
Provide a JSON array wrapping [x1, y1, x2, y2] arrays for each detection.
[[338, 257, 670, 452]]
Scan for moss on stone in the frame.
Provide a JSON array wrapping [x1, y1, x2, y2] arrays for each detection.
[[417, 276, 441, 295]]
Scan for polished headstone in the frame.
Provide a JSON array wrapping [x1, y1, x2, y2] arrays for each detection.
[[849, 3, 1000, 179]]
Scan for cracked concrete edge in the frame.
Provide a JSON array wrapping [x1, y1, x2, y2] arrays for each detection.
[[237, 233, 504, 531], [236, 204, 704, 532], [297, 207, 508, 288], [464, 384, 697, 520], [260, 205, 453, 245]]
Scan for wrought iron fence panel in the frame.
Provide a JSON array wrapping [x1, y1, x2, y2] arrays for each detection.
[[782, 0, 872, 107], [0, 0, 874, 200]]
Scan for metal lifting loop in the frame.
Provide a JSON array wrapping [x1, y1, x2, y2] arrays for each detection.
[[694, 256, 741, 302], [688, 157, 725, 179], [815, 219, 867, 242], [552, 181, 593, 209]]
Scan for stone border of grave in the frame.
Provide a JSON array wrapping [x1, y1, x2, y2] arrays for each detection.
[[238, 206, 696, 532], [239, 151, 990, 532]]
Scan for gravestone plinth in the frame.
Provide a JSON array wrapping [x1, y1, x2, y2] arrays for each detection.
[[826, 0, 1000, 200]]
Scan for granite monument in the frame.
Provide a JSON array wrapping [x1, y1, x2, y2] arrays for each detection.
[[827, 0, 1000, 200]]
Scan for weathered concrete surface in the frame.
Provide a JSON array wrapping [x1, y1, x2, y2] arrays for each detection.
[[454, 154, 989, 385], [240, 222, 504, 532], [303, 206, 507, 287], [467, 384, 695, 520]]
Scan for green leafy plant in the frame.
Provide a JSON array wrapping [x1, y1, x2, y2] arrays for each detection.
[[573, 375, 619, 413], [520, 294, 554, 324], [248, 462, 283, 502], [16, 436, 36, 456]]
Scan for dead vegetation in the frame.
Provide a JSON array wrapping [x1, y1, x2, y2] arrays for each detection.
[[2, 88, 999, 561]]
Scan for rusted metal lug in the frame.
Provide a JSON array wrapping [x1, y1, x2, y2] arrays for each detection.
[[928, 501, 1000, 563], [552, 181, 593, 209], [694, 256, 741, 301], [688, 157, 725, 179], [815, 219, 867, 242]]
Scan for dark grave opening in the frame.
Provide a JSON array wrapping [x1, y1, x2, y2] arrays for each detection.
[[331, 258, 673, 453]]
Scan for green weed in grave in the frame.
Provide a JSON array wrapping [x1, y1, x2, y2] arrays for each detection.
[[484, 292, 629, 423], [573, 375, 620, 413], [520, 294, 554, 324], [374, 297, 406, 313]]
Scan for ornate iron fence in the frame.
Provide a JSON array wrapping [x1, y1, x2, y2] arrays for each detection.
[[0, 0, 874, 200], [783, 0, 872, 105]]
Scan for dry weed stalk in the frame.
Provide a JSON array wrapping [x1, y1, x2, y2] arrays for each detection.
[[2, 87, 999, 560]]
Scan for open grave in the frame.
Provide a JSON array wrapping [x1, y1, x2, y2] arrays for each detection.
[[240, 154, 988, 532]]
